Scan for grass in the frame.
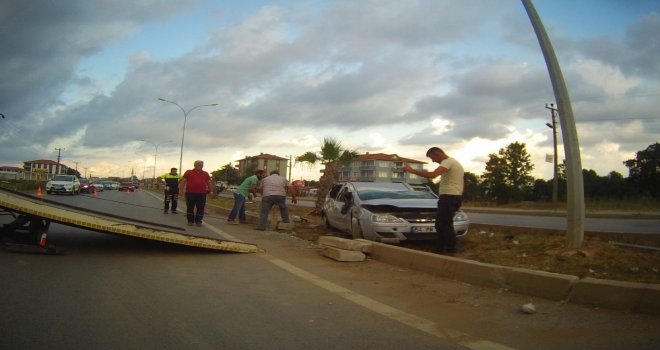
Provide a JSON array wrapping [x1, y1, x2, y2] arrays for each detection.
[[219, 196, 660, 284]]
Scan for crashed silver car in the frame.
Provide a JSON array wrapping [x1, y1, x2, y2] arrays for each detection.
[[322, 182, 469, 243]]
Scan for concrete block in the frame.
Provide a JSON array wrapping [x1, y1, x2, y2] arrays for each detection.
[[322, 246, 366, 262], [318, 236, 372, 253], [569, 277, 646, 311], [505, 267, 578, 301]]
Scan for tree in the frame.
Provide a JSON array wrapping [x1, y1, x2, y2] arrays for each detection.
[[624, 142, 660, 198], [296, 137, 357, 214], [211, 163, 240, 186], [462, 172, 481, 201], [480, 142, 535, 204]]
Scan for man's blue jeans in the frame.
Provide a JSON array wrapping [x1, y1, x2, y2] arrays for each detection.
[[258, 195, 289, 229], [228, 192, 247, 221]]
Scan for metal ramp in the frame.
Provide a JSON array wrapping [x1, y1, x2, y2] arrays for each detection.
[[0, 187, 258, 254]]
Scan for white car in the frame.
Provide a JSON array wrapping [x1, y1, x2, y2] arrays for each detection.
[[91, 181, 105, 192], [46, 175, 81, 195], [322, 182, 469, 243]]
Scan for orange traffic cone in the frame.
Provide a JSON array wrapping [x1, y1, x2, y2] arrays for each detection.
[[37, 186, 43, 199]]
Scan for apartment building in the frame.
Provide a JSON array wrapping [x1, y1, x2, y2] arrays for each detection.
[[337, 152, 427, 184], [236, 153, 289, 178]]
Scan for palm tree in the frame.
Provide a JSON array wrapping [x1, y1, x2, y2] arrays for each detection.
[[296, 137, 357, 214]]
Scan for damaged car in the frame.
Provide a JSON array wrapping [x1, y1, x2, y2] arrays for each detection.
[[322, 182, 469, 243]]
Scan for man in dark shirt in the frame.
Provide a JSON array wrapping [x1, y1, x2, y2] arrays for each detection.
[[157, 167, 181, 214]]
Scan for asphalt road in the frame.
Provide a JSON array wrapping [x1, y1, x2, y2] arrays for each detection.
[[464, 211, 660, 234], [1, 190, 659, 349]]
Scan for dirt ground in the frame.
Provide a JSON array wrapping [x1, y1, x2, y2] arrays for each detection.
[[213, 197, 660, 284]]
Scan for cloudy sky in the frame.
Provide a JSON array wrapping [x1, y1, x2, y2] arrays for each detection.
[[1, 0, 658, 181]]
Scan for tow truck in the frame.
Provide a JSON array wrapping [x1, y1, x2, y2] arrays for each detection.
[[0, 187, 258, 254]]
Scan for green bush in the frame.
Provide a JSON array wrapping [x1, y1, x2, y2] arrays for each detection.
[[0, 180, 42, 192]]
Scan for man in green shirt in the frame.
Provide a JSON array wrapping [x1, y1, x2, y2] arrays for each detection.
[[227, 170, 265, 224]]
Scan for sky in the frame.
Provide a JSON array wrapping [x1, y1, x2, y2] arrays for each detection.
[[1, 0, 659, 182]]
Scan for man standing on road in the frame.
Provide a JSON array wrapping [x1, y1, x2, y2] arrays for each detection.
[[256, 169, 297, 231], [403, 147, 464, 254], [228, 169, 265, 225], [179, 160, 216, 227], [157, 167, 181, 214]]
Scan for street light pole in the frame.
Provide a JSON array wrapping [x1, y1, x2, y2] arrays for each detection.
[[523, 0, 585, 248], [139, 139, 173, 184], [158, 98, 218, 172], [545, 103, 559, 206]]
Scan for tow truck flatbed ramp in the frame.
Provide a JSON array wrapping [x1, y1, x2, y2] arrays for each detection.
[[0, 188, 258, 253]]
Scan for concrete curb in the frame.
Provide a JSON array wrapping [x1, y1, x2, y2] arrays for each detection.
[[359, 239, 660, 314]]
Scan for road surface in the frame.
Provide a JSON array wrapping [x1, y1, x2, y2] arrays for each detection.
[[1, 190, 658, 349]]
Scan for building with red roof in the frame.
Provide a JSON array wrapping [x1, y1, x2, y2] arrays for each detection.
[[338, 152, 427, 184]]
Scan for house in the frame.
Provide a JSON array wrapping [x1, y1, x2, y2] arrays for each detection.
[[236, 153, 289, 179], [337, 152, 427, 184], [23, 159, 73, 175], [0, 165, 23, 180]]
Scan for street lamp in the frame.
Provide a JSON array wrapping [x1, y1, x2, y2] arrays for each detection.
[[545, 103, 559, 206], [139, 139, 173, 184], [158, 98, 218, 172]]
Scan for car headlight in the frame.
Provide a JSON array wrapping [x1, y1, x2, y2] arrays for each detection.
[[454, 212, 467, 221], [371, 214, 406, 223]]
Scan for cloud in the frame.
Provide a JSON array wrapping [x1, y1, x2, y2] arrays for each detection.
[[1, 0, 658, 182]]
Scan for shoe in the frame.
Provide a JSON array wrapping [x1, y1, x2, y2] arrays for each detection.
[[195, 222, 203, 227], [229, 221, 239, 225], [239, 221, 249, 224], [163, 210, 168, 214], [187, 222, 194, 226], [171, 211, 177, 214], [282, 220, 290, 223], [254, 227, 266, 231]]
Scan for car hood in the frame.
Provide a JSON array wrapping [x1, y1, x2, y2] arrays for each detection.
[[360, 198, 437, 213]]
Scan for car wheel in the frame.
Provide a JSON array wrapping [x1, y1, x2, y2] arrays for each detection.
[[46, 190, 51, 194]]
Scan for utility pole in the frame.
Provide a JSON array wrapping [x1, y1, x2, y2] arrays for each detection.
[[287, 155, 293, 182], [54, 147, 65, 174], [545, 103, 559, 205], [523, 0, 585, 248]]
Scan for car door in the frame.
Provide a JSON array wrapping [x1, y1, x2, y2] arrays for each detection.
[[323, 184, 348, 231]]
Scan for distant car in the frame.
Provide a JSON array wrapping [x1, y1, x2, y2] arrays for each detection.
[[79, 179, 96, 193], [118, 182, 135, 192], [102, 181, 119, 190], [91, 181, 105, 192], [45, 175, 81, 195], [322, 182, 469, 243]]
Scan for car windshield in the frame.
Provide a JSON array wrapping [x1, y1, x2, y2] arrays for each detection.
[[351, 183, 437, 201], [357, 189, 436, 200], [53, 175, 72, 181]]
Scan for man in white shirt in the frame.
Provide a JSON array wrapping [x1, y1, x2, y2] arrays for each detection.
[[403, 147, 464, 254], [255, 170, 297, 231]]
